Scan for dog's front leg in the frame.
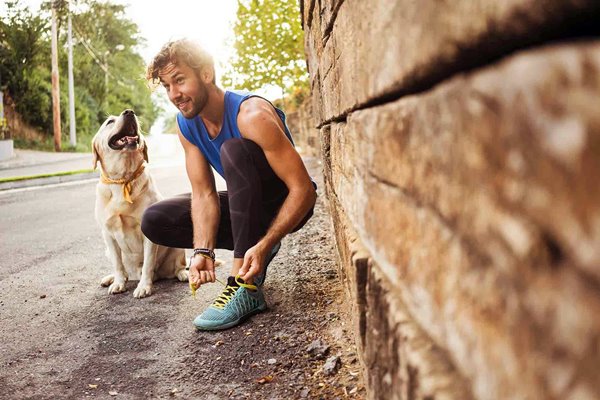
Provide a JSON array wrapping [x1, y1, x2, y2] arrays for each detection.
[[101, 231, 128, 294], [133, 237, 158, 298]]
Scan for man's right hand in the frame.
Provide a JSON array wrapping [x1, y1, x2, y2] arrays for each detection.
[[189, 255, 216, 288]]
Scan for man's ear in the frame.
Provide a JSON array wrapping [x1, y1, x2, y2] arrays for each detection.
[[202, 66, 215, 84], [139, 134, 149, 163], [92, 140, 100, 170]]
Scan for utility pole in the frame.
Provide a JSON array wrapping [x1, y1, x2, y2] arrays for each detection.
[[51, 1, 61, 151], [67, 0, 76, 147], [104, 52, 109, 111]]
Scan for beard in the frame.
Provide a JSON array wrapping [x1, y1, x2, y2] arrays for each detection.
[[179, 79, 209, 119]]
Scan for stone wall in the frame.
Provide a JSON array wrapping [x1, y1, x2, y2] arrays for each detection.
[[301, 1, 600, 399]]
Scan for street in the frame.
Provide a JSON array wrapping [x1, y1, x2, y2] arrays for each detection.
[[0, 150, 364, 399]]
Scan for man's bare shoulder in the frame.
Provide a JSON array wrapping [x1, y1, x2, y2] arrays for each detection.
[[237, 97, 287, 149], [238, 96, 279, 124]]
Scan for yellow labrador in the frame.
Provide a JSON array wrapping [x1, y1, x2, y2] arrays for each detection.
[[92, 109, 187, 298]]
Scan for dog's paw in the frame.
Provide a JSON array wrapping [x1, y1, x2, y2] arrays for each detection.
[[133, 282, 153, 298], [107, 279, 127, 294], [100, 274, 114, 287], [176, 269, 189, 282]]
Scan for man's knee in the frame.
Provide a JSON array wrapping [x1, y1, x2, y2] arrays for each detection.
[[140, 204, 163, 244], [220, 138, 261, 169]]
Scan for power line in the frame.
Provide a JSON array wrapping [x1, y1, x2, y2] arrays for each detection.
[[72, 23, 108, 74], [71, 20, 137, 90]]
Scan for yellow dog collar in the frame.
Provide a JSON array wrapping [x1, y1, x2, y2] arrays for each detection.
[[100, 163, 146, 204]]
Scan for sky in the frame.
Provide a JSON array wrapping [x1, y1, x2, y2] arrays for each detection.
[[124, 0, 238, 71]]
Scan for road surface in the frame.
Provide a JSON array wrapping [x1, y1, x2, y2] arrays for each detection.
[[0, 151, 364, 399]]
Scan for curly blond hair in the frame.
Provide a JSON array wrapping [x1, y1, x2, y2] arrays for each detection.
[[146, 39, 215, 85]]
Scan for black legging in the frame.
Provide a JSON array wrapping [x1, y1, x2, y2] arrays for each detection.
[[141, 138, 313, 258]]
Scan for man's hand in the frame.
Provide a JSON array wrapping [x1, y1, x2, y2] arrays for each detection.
[[238, 242, 269, 283], [189, 255, 216, 288]]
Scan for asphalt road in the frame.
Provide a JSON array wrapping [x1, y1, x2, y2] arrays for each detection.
[[0, 160, 365, 399], [0, 164, 216, 396]]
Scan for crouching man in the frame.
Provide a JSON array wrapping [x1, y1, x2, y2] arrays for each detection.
[[142, 39, 317, 330]]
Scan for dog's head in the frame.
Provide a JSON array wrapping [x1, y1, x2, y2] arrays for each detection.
[[92, 109, 148, 171]]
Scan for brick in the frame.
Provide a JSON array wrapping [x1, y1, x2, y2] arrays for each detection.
[[302, 0, 600, 123], [327, 184, 473, 399], [325, 41, 600, 399]]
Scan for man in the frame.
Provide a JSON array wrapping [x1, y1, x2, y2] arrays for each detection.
[[142, 39, 317, 331]]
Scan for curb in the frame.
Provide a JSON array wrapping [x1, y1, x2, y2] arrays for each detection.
[[0, 154, 91, 171], [0, 171, 99, 191]]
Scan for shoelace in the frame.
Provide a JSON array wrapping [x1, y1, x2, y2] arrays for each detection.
[[212, 283, 238, 309], [189, 276, 258, 307]]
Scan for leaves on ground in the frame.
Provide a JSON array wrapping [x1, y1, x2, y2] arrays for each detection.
[[257, 375, 274, 384]]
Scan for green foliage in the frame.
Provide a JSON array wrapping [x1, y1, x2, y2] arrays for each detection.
[[222, 0, 308, 98], [0, 1, 52, 128], [64, 0, 158, 132], [0, 0, 158, 151]]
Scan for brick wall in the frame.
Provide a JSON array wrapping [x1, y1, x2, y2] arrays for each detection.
[[301, 1, 600, 398]]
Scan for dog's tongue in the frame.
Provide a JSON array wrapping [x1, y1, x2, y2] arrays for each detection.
[[115, 135, 137, 147]]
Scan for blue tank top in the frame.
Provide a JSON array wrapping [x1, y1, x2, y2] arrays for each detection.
[[177, 90, 295, 177]]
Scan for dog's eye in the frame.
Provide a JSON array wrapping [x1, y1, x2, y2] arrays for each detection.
[[106, 119, 115, 125]]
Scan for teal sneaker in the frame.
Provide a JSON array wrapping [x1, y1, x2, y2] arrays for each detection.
[[193, 276, 267, 331], [254, 241, 281, 287]]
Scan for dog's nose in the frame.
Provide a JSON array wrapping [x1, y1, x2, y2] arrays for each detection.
[[122, 109, 135, 116]]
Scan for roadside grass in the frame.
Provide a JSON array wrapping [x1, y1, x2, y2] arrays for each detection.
[[0, 168, 96, 183], [14, 136, 93, 153]]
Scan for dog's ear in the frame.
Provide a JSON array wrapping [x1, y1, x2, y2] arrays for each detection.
[[92, 139, 100, 170], [142, 140, 149, 163]]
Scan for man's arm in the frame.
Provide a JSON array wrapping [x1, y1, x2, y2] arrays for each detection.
[[178, 126, 220, 286], [237, 97, 317, 281]]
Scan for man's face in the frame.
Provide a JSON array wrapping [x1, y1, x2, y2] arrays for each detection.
[[158, 62, 208, 119]]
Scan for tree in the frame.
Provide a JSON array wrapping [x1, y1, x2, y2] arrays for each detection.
[[221, 0, 308, 99], [56, 0, 159, 134], [0, 0, 158, 150], [0, 1, 52, 129], [59, 0, 126, 112]]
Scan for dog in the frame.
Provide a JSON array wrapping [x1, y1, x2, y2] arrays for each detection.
[[92, 109, 188, 298]]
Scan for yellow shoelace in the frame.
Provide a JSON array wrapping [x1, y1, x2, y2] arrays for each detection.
[[189, 276, 258, 308]]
